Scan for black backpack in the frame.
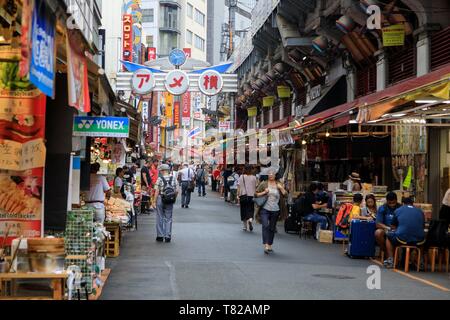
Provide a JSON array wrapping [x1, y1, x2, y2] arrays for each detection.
[[426, 220, 449, 247], [161, 176, 177, 205], [294, 196, 307, 218]]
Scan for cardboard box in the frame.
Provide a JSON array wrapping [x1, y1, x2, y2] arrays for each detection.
[[319, 230, 333, 243]]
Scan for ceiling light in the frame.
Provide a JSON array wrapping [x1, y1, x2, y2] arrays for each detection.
[[303, 56, 307, 61], [381, 114, 390, 118], [325, 131, 330, 137], [349, 120, 357, 124], [392, 113, 406, 117], [368, 119, 381, 123], [444, 101, 450, 104], [302, 139, 307, 145], [422, 107, 429, 111], [415, 100, 438, 104], [0, 36, 5, 42]]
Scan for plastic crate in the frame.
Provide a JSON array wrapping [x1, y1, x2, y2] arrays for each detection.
[[104, 223, 120, 258]]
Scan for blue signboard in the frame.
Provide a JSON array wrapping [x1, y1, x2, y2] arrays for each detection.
[[73, 116, 130, 138], [169, 49, 187, 67], [29, 0, 56, 98]]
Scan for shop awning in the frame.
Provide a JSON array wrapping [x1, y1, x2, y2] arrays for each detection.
[[263, 116, 293, 130], [357, 64, 450, 123], [114, 101, 141, 142]]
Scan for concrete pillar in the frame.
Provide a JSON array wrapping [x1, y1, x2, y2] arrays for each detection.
[[416, 32, 431, 77], [261, 111, 264, 128], [269, 108, 273, 124], [376, 51, 388, 91], [346, 69, 356, 102], [280, 103, 284, 120]]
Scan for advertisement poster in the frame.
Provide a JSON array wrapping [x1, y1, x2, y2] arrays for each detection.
[[0, 64, 46, 244], [29, 0, 56, 98], [122, 14, 133, 64], [182, 92, 191, 126], [66, 30, 91, 113]]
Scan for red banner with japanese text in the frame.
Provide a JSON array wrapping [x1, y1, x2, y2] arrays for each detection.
[[182, 93, 191, 127], [122, 14, 133, 67]]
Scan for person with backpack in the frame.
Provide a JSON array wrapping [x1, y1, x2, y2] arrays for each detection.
[[179, 162, 195, 208], [154, 164, 178, 243], [196, 164, 207, 197], [228, 168, 240, 204], [298, 183, 329, 233]]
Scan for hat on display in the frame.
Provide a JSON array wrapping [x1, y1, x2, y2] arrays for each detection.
[[349, 172, 361, 181]]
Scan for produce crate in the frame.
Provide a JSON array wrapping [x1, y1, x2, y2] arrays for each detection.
[[104, 223, 120, 258]]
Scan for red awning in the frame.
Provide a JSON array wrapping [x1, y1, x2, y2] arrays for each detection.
[[263, 116, 293, 130], [297, 101, 357, 130]]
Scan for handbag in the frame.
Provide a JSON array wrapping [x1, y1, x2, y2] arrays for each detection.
[[187, 169, 195, 192], [253, 195, 268, 207], [239, 175, 249, 203]]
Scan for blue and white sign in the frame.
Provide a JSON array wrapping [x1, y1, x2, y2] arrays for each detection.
[[30, 0, 56, 98], [187, 127, 202, 139], [168, 49, 187, 67], [73, 116, 130, 138]]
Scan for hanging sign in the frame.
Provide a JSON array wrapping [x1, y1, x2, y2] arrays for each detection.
[[198, 70, 224, 96], [219, 121, 231, 133], [382, 24, 405, 47], [165, 70, 189, 95], [263, 96, 275, 108], [174, 101, 180, 128], [183, 48, 192, 59], [131, 69, 155, 95], [73, 116, 130, 138], [247, 106, 257, 117], [169, 49, 187, 67], [66, 31, 91, 113], [147, 47, 156, 61], [29, 0, 56, 98], [277, 86, 291, 98], [182, 93, 191, 126]]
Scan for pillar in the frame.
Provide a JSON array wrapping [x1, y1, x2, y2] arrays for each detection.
[[346, 69, 356, 102], [416, 32, 431, 77]]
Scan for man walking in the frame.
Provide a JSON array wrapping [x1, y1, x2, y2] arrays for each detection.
[[154, 164, 178, 243], [196, 164, 207, 197], [179, 162, 195, 208]]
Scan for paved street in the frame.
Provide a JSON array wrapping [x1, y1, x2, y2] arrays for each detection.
[[101, 192, 450, 300]]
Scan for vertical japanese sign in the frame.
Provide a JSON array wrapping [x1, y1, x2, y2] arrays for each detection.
[[174, 101, 180, 128], [147, 47, 157, 61], [165, 93, 174, 124], [182, 93, 191, 126], [0, 80, 46, 244], [183, 48, 192, 59], [66, 30, 91, 113], [29, 0, 56, 98], [122, 14, 133, 66]]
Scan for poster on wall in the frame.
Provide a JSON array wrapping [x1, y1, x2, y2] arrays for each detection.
[[66, 30, 91, 113], [0, 61, 46, 244], [29, 0, 56, 98]]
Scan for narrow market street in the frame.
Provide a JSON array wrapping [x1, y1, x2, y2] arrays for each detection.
[[101, 192, 450, 300]]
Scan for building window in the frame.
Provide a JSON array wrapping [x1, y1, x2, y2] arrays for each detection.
[[194, 34, 205, 51], [187, 3, 193, 18], [146, 35, 154, 47], [160, 5, 179, 30], [186, 30, 193, 44], [194, 9, 205, 26], [142, 8, 154, 23]]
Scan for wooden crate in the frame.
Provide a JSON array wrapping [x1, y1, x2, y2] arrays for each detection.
[[104, 224, 120, 258]]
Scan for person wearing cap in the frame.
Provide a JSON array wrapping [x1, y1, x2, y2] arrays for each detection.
[[154, 164, 178, 243], [343, 172, 363, 192]]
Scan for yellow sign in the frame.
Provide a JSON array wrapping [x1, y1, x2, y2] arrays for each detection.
[[263, 96, 275, 108], [382, 24, 405, 47], [165, 93, 173, 120], [277, 86, 291, 98], [247, 106, 257, 117]]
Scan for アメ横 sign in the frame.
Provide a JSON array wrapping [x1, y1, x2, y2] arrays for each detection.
[[73, 116, 130, 138]]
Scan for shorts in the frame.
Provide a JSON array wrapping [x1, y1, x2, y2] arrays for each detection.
[[386, 231, 425, 246]]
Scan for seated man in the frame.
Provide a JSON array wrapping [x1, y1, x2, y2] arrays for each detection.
[[299, 183, 329, 232], [375, 192, 401, 254], [383, 197, 425, 268]]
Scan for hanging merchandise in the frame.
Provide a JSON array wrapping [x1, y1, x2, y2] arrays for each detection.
[[66, 30, 91, 113], [29, 0, 56, 98]]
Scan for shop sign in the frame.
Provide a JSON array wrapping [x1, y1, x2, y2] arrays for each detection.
[[174, 101, 180, 128], [277, 86, 291, 98], [309, 85, 321, 101], [122, 14, 133, 64], [219, 121, 231, 133], [198, 70, 224, 96], [131, 69, 155, 95], [182, 93, 191, 126], [263, 96, 275, 108], [248, 106, 257, 117], [147, 47, 156, 61], [29, 0, 56, 98], [73, 116, 130, 138], [382, 24, 405, 47], [183, 48, 192, 59], [165, 70, 189, 96]]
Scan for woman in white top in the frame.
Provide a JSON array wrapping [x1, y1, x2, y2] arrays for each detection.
[[237, 165, 257, 232]]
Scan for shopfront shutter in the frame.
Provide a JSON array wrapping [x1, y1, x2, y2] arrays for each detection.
[[388, 43, 416, 85], [356, 64, 377, 98], [431, 26, 450, 71]]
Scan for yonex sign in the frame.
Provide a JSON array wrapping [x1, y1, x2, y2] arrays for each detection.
[[73, 116, 130, 138]]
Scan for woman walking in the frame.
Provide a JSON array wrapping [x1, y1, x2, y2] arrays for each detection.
[[238, 165, 257, 232], [255, 169, 288, 254]]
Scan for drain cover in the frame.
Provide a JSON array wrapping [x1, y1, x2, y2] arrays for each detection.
[[312, 274, 355, 280]]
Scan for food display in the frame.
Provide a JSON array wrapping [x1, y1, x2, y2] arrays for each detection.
[[105, 197, 131, 224], [0, 176, 42, 216]]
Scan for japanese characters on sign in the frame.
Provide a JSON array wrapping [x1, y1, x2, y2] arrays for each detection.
[[219, 121, 231, 133], [147, 47, 157, 61], [174, 101, 180, 128], [29, 0, 56, 98], [183, 48, 192, 59], [198, 70, 224, 96], [165, 70, 189, 96], [122, 14, 133, 65], [182, 93, 191, 126], [73, 116, 130, 138], [131, 69, 156, 95]]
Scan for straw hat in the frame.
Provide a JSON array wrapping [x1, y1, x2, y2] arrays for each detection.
[[349, 172, 361, 181]]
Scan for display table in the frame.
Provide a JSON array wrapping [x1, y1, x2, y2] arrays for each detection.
[[0, 272, 69, 300]]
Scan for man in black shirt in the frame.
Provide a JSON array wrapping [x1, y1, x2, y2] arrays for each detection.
[[222, 166, 233, 202], [141, 160, 152, 213], [296, 183, 329, 231]]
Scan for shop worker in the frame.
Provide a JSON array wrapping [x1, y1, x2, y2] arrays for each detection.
[[383, 197, 425, 269], [343, 172, 363, 192], [154, 164, 178, 243], [299, 182, 329, 231], [375, 192, 401, 254], [179, 162, 195, 208], [114, 167, 125, 195], [86, 162, 111, 223]]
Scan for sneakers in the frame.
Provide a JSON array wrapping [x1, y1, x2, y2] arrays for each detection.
[[164, 237, 171, 243], [248, 221, 253, 232], [156, 237, 164, 242], [383, 258, 394, 269]]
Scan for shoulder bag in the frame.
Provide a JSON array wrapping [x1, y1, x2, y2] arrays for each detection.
[[239, 175, 249, 203], [187, 168, 195, 192], [253, 182, 268, 207]]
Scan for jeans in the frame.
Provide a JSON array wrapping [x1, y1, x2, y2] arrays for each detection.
[[303, 212, 328, 230], [212, 179, 217, 191], [181, 182, 192, 206], [260, 209, 279, 245], [197, 180, 206, 196], [156, 197, 173, 238]]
